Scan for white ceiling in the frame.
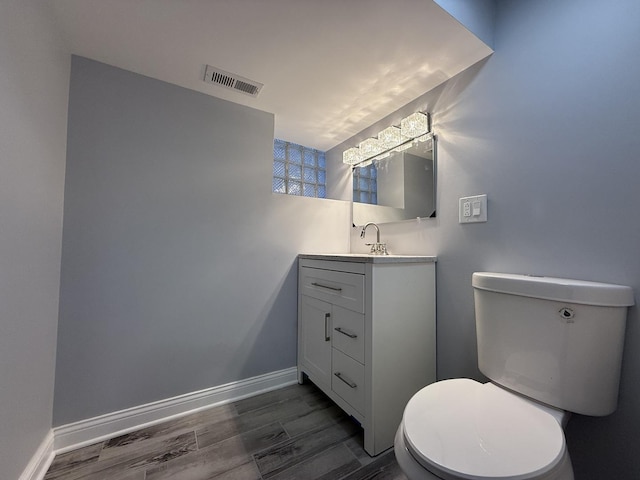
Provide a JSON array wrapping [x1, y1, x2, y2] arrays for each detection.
[[49, 0, 492, 151]]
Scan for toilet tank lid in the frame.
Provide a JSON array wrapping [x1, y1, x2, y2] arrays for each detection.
[[472, 272, 634, 307]]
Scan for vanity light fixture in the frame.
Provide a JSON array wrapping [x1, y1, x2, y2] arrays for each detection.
[[343, 147, 362, 165], [378, 125, 408, 149], [343, 112, 431, 166], [400, 112, 430, 138], [359, 137, 385, 158]]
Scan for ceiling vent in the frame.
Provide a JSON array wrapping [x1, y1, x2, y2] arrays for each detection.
[[203, 65, 263, 97]]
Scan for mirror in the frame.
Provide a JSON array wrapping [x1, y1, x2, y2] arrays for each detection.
[[352, 135, 436, 226]]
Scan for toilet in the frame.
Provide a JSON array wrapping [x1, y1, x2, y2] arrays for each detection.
[[395, 272, 634, 480]]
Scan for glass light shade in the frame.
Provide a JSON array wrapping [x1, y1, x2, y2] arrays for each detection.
[[343, 147, 362, 165], [359, 137, 384, 158], [378, 126, 406, 149], [401, 112, 430, 138]]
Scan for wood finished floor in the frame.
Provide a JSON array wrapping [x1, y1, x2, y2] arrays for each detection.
[[45, 382, 407, 480]]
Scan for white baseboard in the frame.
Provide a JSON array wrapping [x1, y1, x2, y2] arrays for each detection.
[[53, 367, 298, 454], [19, 430, 55, 480]]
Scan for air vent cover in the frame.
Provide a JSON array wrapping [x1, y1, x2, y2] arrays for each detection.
[[203, 65, 263, 97]]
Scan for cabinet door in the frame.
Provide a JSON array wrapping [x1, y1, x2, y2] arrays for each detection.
[[299, 295, 332, 385]]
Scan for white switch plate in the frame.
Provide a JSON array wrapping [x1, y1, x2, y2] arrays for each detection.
[[459, 194, 487, 223]]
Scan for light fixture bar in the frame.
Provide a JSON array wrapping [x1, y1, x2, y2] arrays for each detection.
[[343, 112, 431, 166]]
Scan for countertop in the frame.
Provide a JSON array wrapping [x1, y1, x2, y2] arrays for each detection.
[[298, 253, 437, 264]]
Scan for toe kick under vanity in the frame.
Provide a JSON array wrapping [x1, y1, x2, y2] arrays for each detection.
[[297, 254, 436, 456]]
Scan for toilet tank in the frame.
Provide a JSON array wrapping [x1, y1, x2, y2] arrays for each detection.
[[472, 272, 634, 416]]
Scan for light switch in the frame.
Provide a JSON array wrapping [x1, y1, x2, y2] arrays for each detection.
[[459, 194, 487, 223]]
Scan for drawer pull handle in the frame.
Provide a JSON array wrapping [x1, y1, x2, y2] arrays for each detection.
[[334, 372, 357, 389], [334, 327, 357, 339], [324, 313, 331, 341], [311, 282, 343, 292]]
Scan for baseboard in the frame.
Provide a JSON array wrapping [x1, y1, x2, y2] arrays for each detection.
[[19, 430, 55, 480], [53, 366, 298, 454]]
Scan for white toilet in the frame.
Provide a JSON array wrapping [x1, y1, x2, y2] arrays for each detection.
[[395, 272, 634, 480]]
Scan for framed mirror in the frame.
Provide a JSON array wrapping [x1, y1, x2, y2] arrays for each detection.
[[352, 135, 436, 226]]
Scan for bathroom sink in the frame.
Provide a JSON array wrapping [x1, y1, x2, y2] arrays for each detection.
[[298, 253, 437, 264]]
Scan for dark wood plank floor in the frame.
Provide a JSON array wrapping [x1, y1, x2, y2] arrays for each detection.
[[45, 382, 407, 480]]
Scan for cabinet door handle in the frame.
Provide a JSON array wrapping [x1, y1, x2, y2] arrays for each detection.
[[334, 372, 357, 389], [311, 282, 343, 292], [324, 313, 331, 341], [334, 327, 357, 339]]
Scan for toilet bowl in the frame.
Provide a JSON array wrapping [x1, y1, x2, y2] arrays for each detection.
[[394, 379, 574, 480], [394, 272, 634, 480]]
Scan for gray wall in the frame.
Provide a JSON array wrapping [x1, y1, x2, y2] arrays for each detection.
[[0, 1, 69, 477], [54, 57, 350, 425], [331, 0, 640, 477]]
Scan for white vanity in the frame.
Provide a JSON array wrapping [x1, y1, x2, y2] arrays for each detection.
[[297, 253, 436, 456]]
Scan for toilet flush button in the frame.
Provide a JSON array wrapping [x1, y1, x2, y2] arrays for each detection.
[[459, 194, 487, 223]]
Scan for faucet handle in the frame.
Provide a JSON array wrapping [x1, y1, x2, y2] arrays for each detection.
[[365, 242, 389, 255]]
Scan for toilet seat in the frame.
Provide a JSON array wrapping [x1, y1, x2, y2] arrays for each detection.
[[402, 379, 567, 480]]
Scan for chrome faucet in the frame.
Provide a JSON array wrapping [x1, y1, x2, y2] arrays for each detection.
[[360, 222, 388, 255]]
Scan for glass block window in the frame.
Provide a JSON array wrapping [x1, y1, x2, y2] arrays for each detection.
[[353, 164, 377, 204], [273, 139, 326, 198]]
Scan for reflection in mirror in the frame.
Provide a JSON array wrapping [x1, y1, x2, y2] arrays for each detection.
[[352, 136, 436, 226]]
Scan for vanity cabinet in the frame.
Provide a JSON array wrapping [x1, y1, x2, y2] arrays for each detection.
[[297, 255, 436, 456]]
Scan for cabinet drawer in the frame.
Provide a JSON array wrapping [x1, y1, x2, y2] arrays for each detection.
[[300, 267, 364, 313], [332, 306, 365, 364], [332, 349, 365, 415]]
